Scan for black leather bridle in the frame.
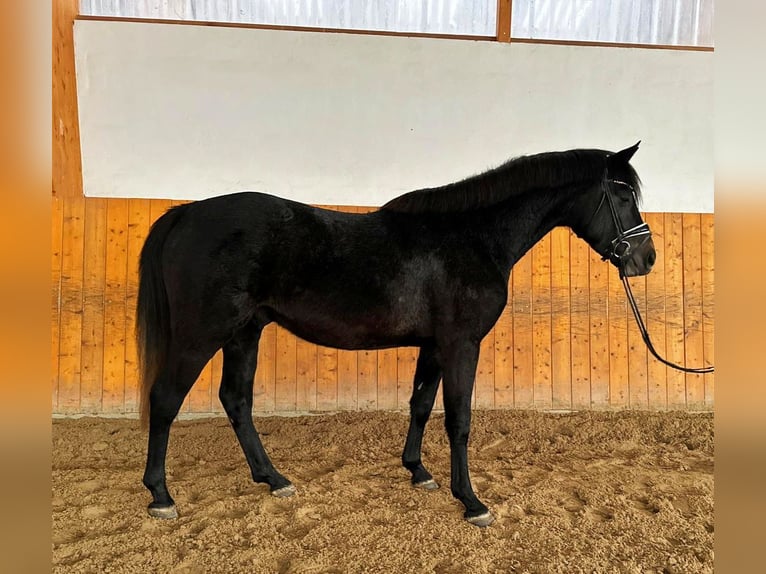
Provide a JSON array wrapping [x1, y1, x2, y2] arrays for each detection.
[[592, 177, 652, 268], [593, 175, 714, 374]]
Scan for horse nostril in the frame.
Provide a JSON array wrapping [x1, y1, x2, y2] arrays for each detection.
[[646, 250, 656, 269]]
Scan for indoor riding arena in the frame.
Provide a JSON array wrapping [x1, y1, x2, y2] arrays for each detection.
[[52, 1, 714, 573]]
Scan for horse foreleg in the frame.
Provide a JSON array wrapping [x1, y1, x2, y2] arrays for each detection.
[[143, 350, 210, 519], [402, 345, 442, 489], [440, 340, 494, 527], [219, 324, 294, 497]]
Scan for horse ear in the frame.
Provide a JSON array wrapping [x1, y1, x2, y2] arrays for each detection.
[[608, 141, 640, 165]]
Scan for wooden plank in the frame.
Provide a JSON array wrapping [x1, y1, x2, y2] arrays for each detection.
[[51, 195, 64, 409], [532, 233, 552, 408], [396, 347, 418, 411], [53, 0, 83, 199], [57, 195, 85, 413], [512, 250, 534, 407], [626, 260, 649, 410], [102, 198, 129, 413], [357, 349, 378, 410], [316, 345, 338, 411], [682, 213, 705, 408], [588, 243, 610, 407], [550, 228, 572, 409], [475, 329, 495, 409], [664, 213, 687, 408], [377, 348, 398, 411], [124, 198, 152, 414], [296, 338, 318, 412], [210, 349, 225, 414], [493, 273, 514, 409], [701, 214, 715, 407], [496, 0, 512, 42], [569, 233, 591, 409], [274, 327, 297, 412], [337, 349, 358, 410], [645, 213, 668, 410], [607, 259, 629, 408], [79, 198, 107, 412], [255, 323, 277, 411]]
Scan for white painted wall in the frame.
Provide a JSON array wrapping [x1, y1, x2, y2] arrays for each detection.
[[74, 20, 713, 212]]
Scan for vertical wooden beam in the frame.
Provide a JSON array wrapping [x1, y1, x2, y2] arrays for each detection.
[[532, 234, 553, 408], [550, 227, 572, 409], [51, 195, 64, 409], [569, 233, 591, 409], [396, 347, 418, 411], [377, 348, 398, 411], [80, 198, 107, 413], [664, 213, 686, 408], [588, 246, 609, 407], [52, 0, 82, 199], [497, 0, 512, 43], [682, 213, 705, 408], [296, 339, 318, 412], [493, 280, 514, 408], [700, 214, 715, 408], [645, 213, 667, 409], [512, 251, 533, 407]]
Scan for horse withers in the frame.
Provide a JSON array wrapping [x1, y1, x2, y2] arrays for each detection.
[[137, 143, 655, 526]]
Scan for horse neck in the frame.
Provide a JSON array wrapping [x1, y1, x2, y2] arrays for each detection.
[[483, 185, 585, 274]]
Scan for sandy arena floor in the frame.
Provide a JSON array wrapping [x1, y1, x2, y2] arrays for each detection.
[[52, 410, 713, 573]]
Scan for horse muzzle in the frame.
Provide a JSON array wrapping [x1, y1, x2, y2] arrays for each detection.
[[617, 236, 656, 277]]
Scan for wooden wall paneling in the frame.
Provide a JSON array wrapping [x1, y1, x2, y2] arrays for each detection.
[[124, 198, 152, 413], [512, 250, 534, 407], [550, 228, 572, 409], [682, 213, 706, 408], [296, 339, 318, 412], [377, 348, 399, 410], [316, 344, 339, 411], [53, 0, 83, 200], [336, 349, 358, 410], [210, 350, 225, 414], [51, 196, 64, 408], [588, 245, 609, 406], [607, 260, 629, 408], [275, 326, 298, 412], [701, 214, 715, 407], [102, 198, 129, 412], [645, 213, 668, 409], [496, 0, 512, 42], [476, 326, 495, 409], [664, 213, 687, 408], [569, 233, 591, 409], [58, 195, 85, 413], [493, 274, 514, 409], [255, 324, 277, 411], [80, 198, 107, 412], [627, 271, 649, 409], [357, 348, 378, 410], [396, 347, 418, 411], [532, 234, 553, 408]]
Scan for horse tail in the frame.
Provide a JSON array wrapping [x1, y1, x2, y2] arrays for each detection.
[[137, 204, 187, 429]]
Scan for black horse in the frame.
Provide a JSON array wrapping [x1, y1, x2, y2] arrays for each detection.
[[137, 143, 655, 526]]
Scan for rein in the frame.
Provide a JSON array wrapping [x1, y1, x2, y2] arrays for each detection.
[[597, 177, 714, 374]]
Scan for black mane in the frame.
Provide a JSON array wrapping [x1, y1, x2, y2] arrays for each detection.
[[381, 148, 641, 214]]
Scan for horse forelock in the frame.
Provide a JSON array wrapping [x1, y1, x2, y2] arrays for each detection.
[[380, 148, 641, 214]]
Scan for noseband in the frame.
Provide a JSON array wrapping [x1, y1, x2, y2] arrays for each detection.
[[589, 177, 652, 264]]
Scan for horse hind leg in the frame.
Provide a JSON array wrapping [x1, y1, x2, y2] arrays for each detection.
[[402, 344, 442, 490], [219, 322, 294, 496], [143, 347, 214, 519]]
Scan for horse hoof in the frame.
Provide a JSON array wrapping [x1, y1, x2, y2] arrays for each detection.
[[271, 484, 296, 498], [466, 512, 494, 527], [414, 479, 440, 490], [147, 504, 178, 519]]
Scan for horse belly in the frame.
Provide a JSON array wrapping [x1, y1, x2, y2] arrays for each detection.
[[266, 296, 429, 350]]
